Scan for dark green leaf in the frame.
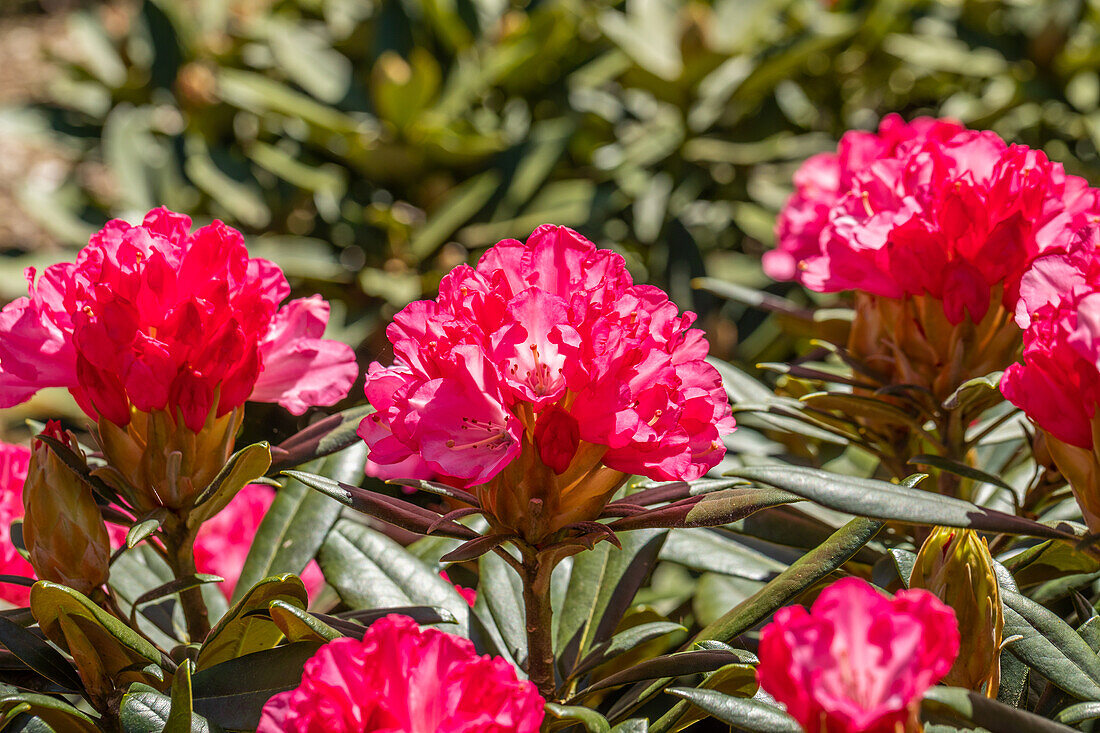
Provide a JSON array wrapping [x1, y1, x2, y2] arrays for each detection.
[[192, 642, 322, 731], [318, 520, 472, 636], [545, 703, 611, 732], [234, 443, 367, 604], [726, 465, 1075, 540], [165, 660, 193, 733], [0, 616, 83, 691], [922, 686, 1074, 732], [556, 530, 666, 675], [1000, 588, 1100, 700], [196, 575, 307, 671]]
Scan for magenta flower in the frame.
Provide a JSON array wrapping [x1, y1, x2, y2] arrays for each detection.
[[439, 570, 476, 606], [757, 577, 959, 733], [0, 441, 33, 606], [1001, 226, 1100, 450], [0, 208, 357, 431], [359, 226, 733, 538], [257, 614, 544, 733], [193, 483, 324, 600], [765, 114, 1095, 324]]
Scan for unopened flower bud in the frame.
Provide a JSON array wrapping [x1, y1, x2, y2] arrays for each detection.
[[95, 404, 243, 514], [910, 526, 1003, 697], [23, 422, 111, 596], [847, 291, 1019, 406]]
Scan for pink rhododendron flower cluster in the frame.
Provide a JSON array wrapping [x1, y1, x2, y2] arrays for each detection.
[[765, 114, 1095, 324], [757, 577, 959, 733], [257, 614, 544, 733], [1001, 226, 1100, 450], [0, 208, 358, 431], [194, 483, 324, 600], [360, 225, 734, 487], [0, 441, 33, 606]]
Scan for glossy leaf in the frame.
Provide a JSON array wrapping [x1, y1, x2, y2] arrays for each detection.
[[727, 465, 1076, 540], [195, 574, 307, 671], [234, 443, 367, 604], [318, 519, 472, 636], [665, 688, 799, 732]]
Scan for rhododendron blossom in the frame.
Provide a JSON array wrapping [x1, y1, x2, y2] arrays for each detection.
[[1001, 227, 1100, 450], [359, 225, 734, 539], [1001, 226, 1100, 531], [757, 577, 959, 733], [0, 207, 357, 431], [0, 441, 33, 606], [257, 614, 544, 733], [766, 114, 1095, 324]]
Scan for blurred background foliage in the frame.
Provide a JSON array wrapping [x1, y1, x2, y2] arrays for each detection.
[[1, 0, 1099, 429]]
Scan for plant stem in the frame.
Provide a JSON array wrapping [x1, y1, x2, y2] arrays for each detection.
[[519, 548, 556, 700], [163, 518, 210, 643]]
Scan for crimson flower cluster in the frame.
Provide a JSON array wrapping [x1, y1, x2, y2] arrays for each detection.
[[0, 442, 32, 606], [0, 208, 357, 429], [758, 578, 959, 733], [765, 114, 1095, 324], [1001, 227, 1100, 450], [258, 614, 544, 732], [360, 224, 734, 487]]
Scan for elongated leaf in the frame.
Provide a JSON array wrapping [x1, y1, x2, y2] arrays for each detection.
[[0, 616, 82, 691], [1057, 701, 1100, 724], [269, 404, 375, 472], [30, 582, 165, 701], [726, 465, 1075, 540], [545, 703, 611, 732], [922, 686, 1074, 732], [192, 642, 322, 731], [477, 549, 526, 665], [575, 651, 746, 699], [1000, 588, 1100, 700], [119, 684, 220, 733], [557, 530, 666, 675], [0, 690, 100, 733], [283, 470, 478, 540], [574, 622, 687, 677], [665, 689, 799, 732], [130, 575, 223, 629], [165, 661, 193, 733], [268, 600, 342, 643], [318, 520, 471, 636], [607, 489, 796, 532], [189, 442, 272, 527], [659, 528, 786, 580], [908, 454, 1014, 492], [196, 575, 307, 671], [234, 443, 367, 604]]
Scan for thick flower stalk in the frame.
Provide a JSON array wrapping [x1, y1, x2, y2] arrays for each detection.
[[910, 527, 1003, 696], [757, 577, 959, 733], [360, 224, 735, 542], [22, 422, 111, 597], [257, 614, 545, 733], [1001, 226, 1100, 533], [765, 115, 1094, 403], [0, 441, 33, 606]]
